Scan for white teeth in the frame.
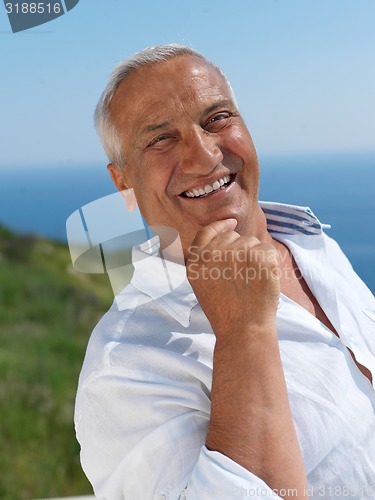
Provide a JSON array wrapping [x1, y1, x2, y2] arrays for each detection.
[[184, 174, 232, 198]]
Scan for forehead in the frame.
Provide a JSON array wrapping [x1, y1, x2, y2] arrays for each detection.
[[109, 55, 234, 132]]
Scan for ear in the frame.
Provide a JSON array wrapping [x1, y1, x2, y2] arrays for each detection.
[[107, 163, 129, 191], [107, 163, 137, 212]]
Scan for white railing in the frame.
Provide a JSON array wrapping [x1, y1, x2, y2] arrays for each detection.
[[34, 496, 95, 500]]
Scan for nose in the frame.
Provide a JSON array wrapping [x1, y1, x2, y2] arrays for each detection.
[[178, 126, 223, 174]]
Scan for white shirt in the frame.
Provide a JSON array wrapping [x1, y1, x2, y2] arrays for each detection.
[[75, 202, 375, 499]]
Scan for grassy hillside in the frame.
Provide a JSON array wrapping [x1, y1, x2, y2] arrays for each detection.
[[0, 226, 113, 499]]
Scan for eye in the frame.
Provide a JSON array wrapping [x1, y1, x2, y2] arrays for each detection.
[[205, 112, 232, 132], [209, 112, 230, 122], [147, 134, 172, 148]]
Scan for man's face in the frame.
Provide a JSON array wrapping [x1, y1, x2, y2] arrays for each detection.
[[109, 54, 260, 253]]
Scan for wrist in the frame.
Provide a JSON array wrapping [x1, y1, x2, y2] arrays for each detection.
[[213, 319, 278, 344]]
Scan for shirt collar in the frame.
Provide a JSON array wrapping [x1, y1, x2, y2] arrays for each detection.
[[260, 201, 330, 235], [129, 237, 198, 327], [127, 201, 330, 327]]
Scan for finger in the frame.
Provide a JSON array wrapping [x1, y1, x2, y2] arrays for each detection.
[[191, 218, 238, 249], [233, 235, 262, 250], [187, 229, 241, 267]]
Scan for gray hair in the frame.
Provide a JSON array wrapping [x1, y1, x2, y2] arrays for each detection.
[[94, 43, 234, 168]]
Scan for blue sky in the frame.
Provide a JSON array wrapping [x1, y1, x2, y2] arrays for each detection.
[[0, 0, 374, 169]]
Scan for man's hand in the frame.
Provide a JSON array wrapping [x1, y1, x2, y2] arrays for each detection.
[[186, 219, 308, 499], [186, 218, 280, 338]]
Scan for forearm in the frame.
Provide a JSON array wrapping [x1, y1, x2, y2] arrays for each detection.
[[206, 323, 308, 499]]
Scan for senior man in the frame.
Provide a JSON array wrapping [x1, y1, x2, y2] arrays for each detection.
[[74, 44, 375, 499]]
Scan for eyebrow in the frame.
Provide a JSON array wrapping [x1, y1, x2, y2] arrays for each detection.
[[139, 99, 237, 137], [203, 99, 236, 115], [140, 121, 172, 136]]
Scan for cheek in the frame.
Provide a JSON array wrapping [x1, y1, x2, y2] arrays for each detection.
[[222, 126, 257, 157], [235, 129, 257, 155], [131, 177, 176, 227], [126, 161, 166, 202]]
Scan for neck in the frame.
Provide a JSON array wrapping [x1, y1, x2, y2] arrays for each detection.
[[240, 202, 273, 244]]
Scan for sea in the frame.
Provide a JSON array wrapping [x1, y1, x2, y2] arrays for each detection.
[[0, 152, 374, 294]]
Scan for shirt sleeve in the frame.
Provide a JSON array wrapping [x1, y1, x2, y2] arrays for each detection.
[[75, 344, 282, 500], [185, 447, 283, 499]]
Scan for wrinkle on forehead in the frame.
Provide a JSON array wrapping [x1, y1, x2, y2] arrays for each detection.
[[109, 55, 235, 142], [112, 55, 228, 104]]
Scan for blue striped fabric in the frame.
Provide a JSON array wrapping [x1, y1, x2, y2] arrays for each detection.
[[260, 201, 328, 236]]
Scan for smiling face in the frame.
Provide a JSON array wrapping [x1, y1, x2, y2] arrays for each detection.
[[108, 54, 263, 253]]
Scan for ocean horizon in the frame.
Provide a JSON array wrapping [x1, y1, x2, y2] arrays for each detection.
[[0, 152, 374, 293]]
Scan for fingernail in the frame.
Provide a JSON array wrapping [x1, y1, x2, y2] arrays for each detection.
[[226, 218, 238, 227]]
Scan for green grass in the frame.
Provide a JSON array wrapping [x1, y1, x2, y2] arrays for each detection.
[[0, 226, 113, 499]]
